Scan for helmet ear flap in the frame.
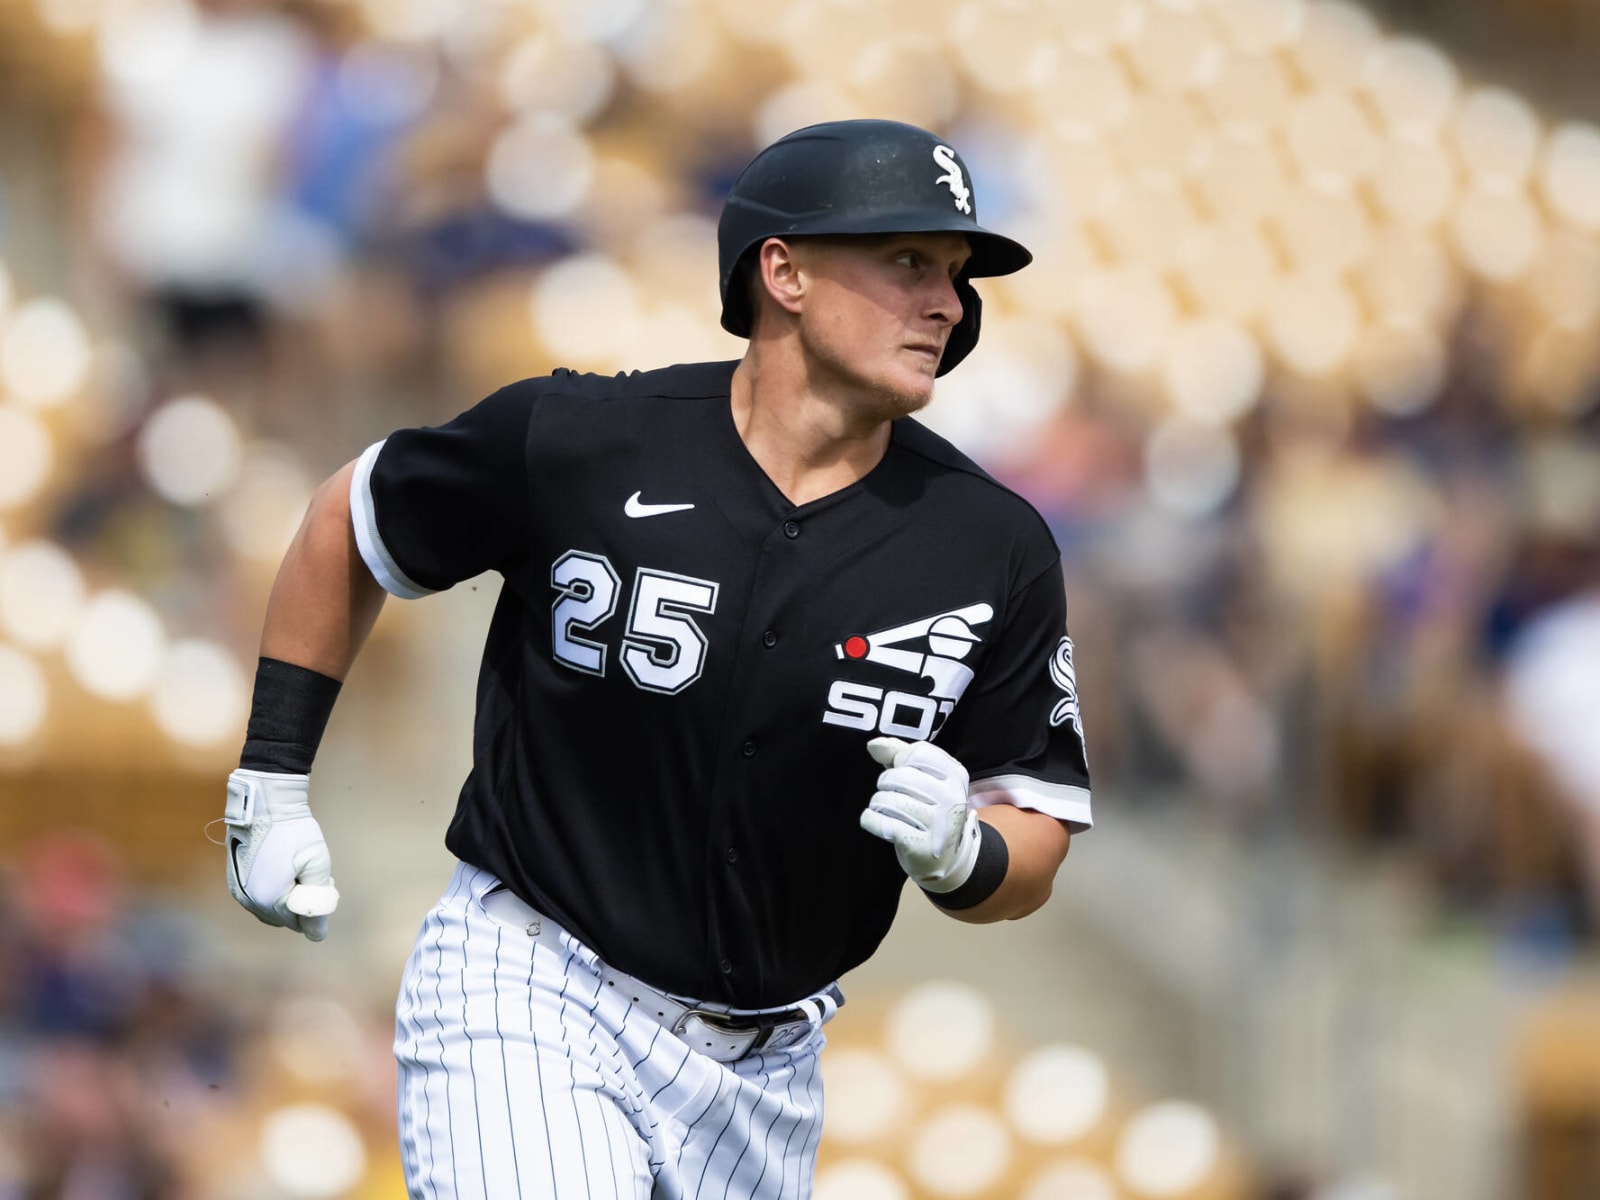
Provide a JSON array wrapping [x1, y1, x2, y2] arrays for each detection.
[[936, 277, 982, 376]]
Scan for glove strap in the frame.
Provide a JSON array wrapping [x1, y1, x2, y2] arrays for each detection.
[[926, 821, 1009, 911], [224, 774, 255, 826]]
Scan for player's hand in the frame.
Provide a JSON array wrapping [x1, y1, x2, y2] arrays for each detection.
[[859, 737, 981, 893], [223, 769, 339, 941]]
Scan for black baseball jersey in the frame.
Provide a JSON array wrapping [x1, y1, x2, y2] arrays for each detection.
[[351, 360, 1091, 1007]]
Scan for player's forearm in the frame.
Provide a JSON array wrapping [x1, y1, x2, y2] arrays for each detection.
[[260, 460, 387, 680], [939, 804, 1071, 924]]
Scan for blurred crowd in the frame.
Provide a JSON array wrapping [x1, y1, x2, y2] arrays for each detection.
[[4, 0, 1600, 1196], [0, 830, 402, 1199], [1011, 306, 1600, 954]]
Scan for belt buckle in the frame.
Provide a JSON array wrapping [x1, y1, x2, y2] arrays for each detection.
[[673, 1006, 812, 1059]]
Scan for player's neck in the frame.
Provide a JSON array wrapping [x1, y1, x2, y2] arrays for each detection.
[[730, 355, 894, 508]]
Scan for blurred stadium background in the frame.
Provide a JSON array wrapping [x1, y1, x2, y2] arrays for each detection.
[[3, 0, 1600, 1196]]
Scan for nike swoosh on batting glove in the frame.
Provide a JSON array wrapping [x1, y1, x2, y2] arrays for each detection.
[[859, 736, 982, 893], [224, 769, 339, 941]]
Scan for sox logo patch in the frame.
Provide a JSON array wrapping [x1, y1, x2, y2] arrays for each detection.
[[1049, 634, 1083, 740], [822, 602, 992, 739]]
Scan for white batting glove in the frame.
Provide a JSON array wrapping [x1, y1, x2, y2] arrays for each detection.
[[224, 769, 340, 941], [859, 737, 981, 893]]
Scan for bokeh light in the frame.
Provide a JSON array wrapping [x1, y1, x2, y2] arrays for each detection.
[[259, 1102, 367, 1198], [1369, 136, 1458, 227], [1192, 132, 1291, 224], [1267, 275, 1360, 375], [617, 4, 722, 95], [905, 1104, 1012, 1198], [1451, 188, 1541, 282], [0, 541, 85, 650], [885, 982, 995, 1083], [1118, 92, 1210, 186], [1074, 267, 1178, 373], [1033, 47, 1133, 143], [1356, 229, 1458, 326], [1114, 1101, 1221, 1197], [35, 0, 102, 36], [1176, 224, 1279, 322], [1286, 91, 1380, 190], [97, 0, 199, 92], [0, 405, 54, 511], [1146, 418, 1241, 517], [1541, 122, 1600, 231], [1272, 187, 1373, 274], [1361, 37, 1457, 139], [0, 298, 92, 407], [136, 395, 244, 507], [1004, 1044, 1111, 1146], [813, 1158, 911, 1200], [486, 116, 594, 221], [1208, 0, 1307, 55], [822, 1047, 909, 1146], [1202, 51, 1294, 136], [1526, 230, 1600, 330], [1093, 184, 1198, 272], [530, 255, 642, 366], [355, 0, 463, 44], [1354, 322, 1447, 416], [149, 640, 248, 747], [499, 32, 616, 122], [267, 996, 371, 1085], [755, 79, 858, 151], [0, 644, 48, 747], [1020, 1159, 1121, 1200], [220, 443, 316, 563], [1290, 1, 1380, 92], [949, 1, 1057, 94], [1163, 320, 1265, 425], [1454, 87, 1541, 191], [1055, 0, 1142, 55], [1125, 4, 1222, 94], [66, 590, 166, 702]]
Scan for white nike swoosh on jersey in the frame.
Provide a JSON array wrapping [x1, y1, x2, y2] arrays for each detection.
[[624, 491, 696, 518]]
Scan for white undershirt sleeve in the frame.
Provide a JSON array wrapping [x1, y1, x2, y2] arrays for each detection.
[[969, 774, 1093, 831]]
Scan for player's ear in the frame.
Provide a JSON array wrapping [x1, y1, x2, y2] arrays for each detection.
[[755, 237, 807, 321]]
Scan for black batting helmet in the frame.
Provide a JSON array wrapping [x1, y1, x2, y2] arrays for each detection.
[[717, 119, 1033, 376]]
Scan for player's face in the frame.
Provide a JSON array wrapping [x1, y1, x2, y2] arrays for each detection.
[[795, 233, 971, 420]]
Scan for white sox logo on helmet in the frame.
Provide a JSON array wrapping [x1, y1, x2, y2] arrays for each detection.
[[932, 145, 972, 215], [822, 602, 992, 740]]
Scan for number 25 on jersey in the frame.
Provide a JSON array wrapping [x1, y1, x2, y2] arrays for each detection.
[[550, 550, 720, 695]]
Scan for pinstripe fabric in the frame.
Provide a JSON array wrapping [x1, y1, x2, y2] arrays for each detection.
[[395, 864, 829, 1199]]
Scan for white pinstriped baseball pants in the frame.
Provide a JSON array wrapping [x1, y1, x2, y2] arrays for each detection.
[[395, 864, 828, 1199]]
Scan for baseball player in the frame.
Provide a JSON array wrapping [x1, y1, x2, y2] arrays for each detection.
[[222, 119, 1092, 1198]]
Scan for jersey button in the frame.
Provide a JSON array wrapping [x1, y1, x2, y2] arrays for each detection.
[[762, 630, 778, 648], [725, 847, 739, 864], [783, 520, 800, 539], [720, 958, 734, 975], [741, 740, 757, 757]]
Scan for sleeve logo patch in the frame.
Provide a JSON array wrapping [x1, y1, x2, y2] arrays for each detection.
[[1048, 635, 1083, 740]]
